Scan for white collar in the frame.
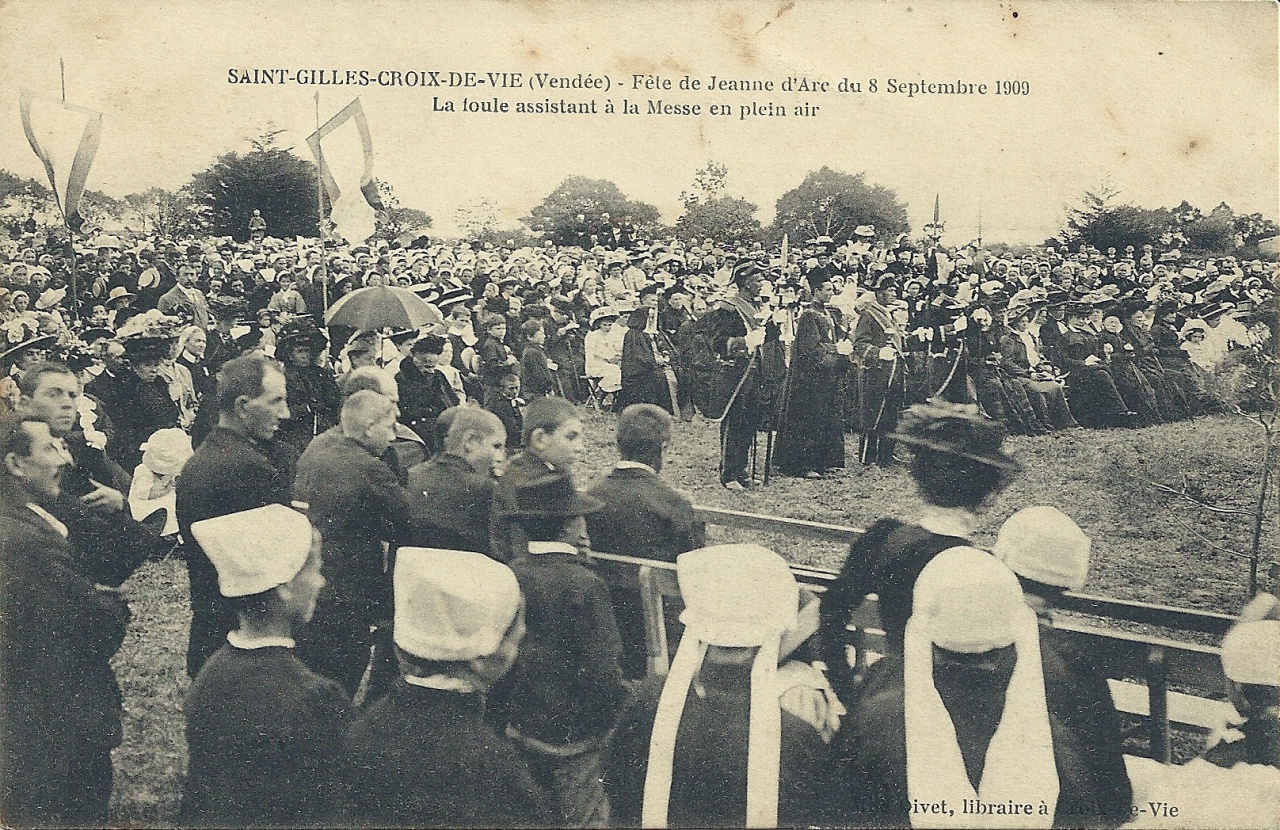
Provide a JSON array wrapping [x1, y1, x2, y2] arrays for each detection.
[[614, 460, 656, 475], [27, 503, 68, 538], [526, 541, 577, 555], [227, 630, 296, 650], [917, 506, 977, 539], [404, 674, 479, 693]]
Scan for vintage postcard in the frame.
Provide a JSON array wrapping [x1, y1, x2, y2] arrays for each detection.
[[0, 0, 1276, 827]]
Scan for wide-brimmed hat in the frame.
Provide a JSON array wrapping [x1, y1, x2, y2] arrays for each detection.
[[498, 473, 604, 519], [0, 333, 58, 367], [888, 398, 1021, 473], [121, 334, 173, 363], [276, 319, 327, 352], [105, 286, 136, 307], [589, 306, 619, 326]]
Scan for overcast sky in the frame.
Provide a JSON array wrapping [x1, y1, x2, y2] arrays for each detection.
[[1, 0, 1275, 243]]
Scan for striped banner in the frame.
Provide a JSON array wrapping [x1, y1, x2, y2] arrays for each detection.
[[306, 97, 384, 245], [19, 89, 103, 232]]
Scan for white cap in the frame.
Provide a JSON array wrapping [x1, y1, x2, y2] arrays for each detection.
[[913, 547, 1022, 653], [140, 428, 194, 477], [645, 545, 797, 828], [1221, 620, 1280, 686], [677, 544, 799, 647], [994, 505, 1091, 591], [393, 548, 521, 661], [191, 505, 313, 598]]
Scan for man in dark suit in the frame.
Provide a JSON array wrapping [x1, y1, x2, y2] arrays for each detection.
[[293, 390, 411, 697], [587, 403, 705, 678], [176, 354, 297, 677], [852, 271, 907, 466], [156, 262, 211, 330], [1, 414, 131, 827]]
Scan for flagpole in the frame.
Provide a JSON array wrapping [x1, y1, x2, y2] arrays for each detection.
[[61, 58, 80, 323], [316, 91, 329, 312]]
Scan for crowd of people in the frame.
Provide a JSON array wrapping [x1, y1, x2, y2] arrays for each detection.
[[1, 217, 1278, 828], [1, 221, 1275, 491]]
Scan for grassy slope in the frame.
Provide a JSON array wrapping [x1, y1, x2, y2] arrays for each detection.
[[108, 412, 1276, 822]]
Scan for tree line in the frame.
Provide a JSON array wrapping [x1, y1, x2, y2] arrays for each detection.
[[1, 135, 1275, 257]]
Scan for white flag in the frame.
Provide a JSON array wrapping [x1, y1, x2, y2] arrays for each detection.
[[307, 97, 382, 245], [20, 90, 103, 231]]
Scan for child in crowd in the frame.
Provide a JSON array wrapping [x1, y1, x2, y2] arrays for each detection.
[[497, 472, 629, 828], [181, 505, 350, 828], [519, 319, 557, 399], [489, 396, 585, 562]]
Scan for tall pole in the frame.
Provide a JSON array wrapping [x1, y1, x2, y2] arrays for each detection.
[[61, 57, 79, 323], [976, 197, 983, 249], [315, 92, 329, 312]]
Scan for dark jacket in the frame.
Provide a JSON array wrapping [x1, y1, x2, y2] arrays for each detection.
[[0, 498, 130, 826], [404, 452, 495, 555], [293, 428, 411, 627], [586, 465, 704, 563], [396, 359, 459, 450], [176, 426, 297, 676], [500, 549, 631, 746], [488, 451, 559, 563], [342, 680, 554, 828], [602, 663, 838, 828], [520, 344, 557, 399], [181, 644, 351, 827], [832, 642, 1133, 828]]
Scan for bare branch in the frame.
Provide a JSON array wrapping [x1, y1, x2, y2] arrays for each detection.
[[1186, 526, 1252, 562], [1145, 479, 1255, 516]]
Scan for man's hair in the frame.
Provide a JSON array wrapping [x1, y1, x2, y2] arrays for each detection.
[[443, 407, 505, 454], [910, 449, 1010, 510], [522, 396, 579, 446], [616, 403, 670, 461], [215, 354, 283, 416], [0, 413, 43, 462], [16, 361, 76, 397], [520, 319, 544, 338], [481, 313, 507, 332], [340, 390, 394, 437], [339, 366, 396, 399]]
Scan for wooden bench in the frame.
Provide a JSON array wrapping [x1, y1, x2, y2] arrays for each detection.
[[592, 505, 1241, 764]]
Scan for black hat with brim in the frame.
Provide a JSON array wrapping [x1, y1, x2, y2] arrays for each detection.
[[0, 334, 58, 367], [121, 334, 172, 362], [888, 398, 1021, 474]]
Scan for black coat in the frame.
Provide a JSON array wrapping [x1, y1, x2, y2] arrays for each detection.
[[181, 644, 351, 827], [499, 549, 630, 746], [404, 452, 495, 555], [176, 426, 298, 676], [0, 498, 130, 826], [602, 663, 838, 828], [293, 429, 411, 692], [586, 465, 704, 679], [342, 680, 554, 827], [396, 359, 459, 450], [832, 638, 1132, 828]]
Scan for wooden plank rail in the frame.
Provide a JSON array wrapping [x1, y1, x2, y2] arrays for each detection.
[[592, 504, 1241, 763]]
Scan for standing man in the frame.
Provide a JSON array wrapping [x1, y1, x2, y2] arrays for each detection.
[[157, 262, 211, 330], [1, 414, 131, 827], [852, 271, 907, 466], [177, 354, 297, 677], [705, 260, 771, 490]]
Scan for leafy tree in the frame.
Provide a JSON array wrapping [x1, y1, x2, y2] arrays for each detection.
[[1179, 202, 1237, 255], [675, 161, 764, 246], [455, 198, 502, 241], [1058, 185, 1172, 253], [372, 180, 431, 243], [524, 177, 660, 247], [1233, 212, 1280, 252], [185, 131, 321, 240], [771, 166, 909, 244]]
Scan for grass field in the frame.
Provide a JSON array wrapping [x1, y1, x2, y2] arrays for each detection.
[[107, 412, 1277, 824]]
